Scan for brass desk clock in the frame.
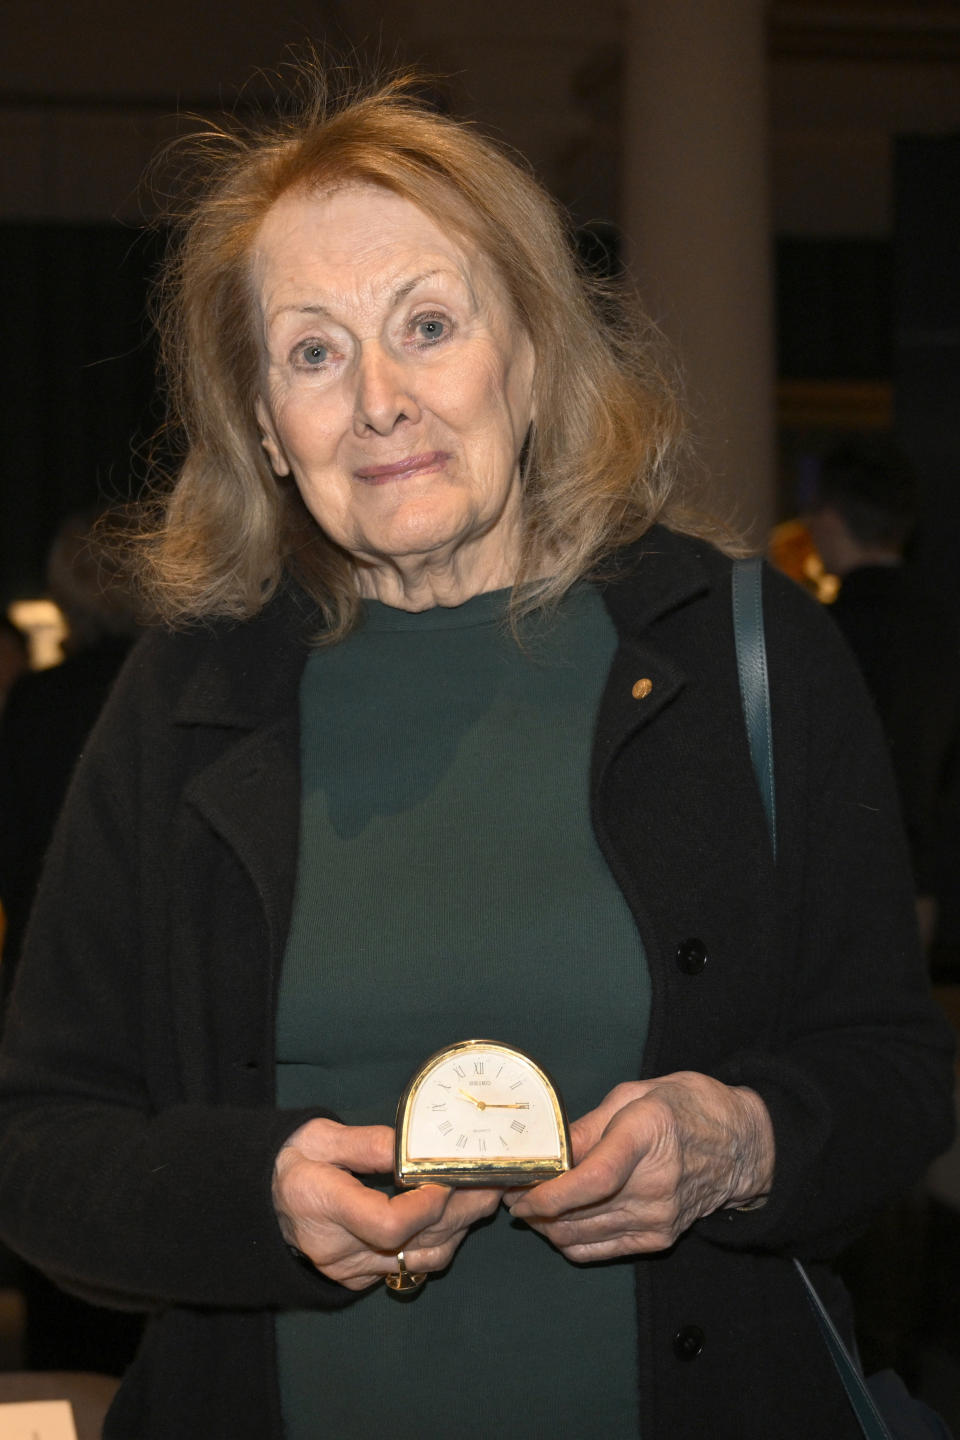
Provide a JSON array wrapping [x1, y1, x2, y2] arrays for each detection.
[[394, 1039, 571, 1189]]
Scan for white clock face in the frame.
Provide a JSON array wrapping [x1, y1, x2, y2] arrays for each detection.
[[405, 1044, 564, 1163]]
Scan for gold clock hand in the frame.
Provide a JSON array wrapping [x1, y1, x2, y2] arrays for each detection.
[[481, 1102, 530, 1110], [458, 1087, 486, 1110]]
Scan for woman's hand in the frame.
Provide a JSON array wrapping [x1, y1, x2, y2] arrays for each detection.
[[273, 1118, 501, 1290], [505, 1072, 774, 1261]]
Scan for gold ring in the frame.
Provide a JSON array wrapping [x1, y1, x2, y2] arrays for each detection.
[[385, 1249, 427, 1293]]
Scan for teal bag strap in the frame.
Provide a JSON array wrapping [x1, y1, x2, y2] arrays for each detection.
[[731, 557, 776, 860], [793, 1260, 897, 1440], [730, 557, 895, 1440]]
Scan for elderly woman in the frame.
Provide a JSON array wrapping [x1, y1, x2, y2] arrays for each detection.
[[0, 76, 953, 1440]]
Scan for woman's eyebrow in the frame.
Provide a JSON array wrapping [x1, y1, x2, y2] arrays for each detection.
[[266, 269, 473, 327], [393, 268, 480, 312], [270, 277, 442, 321], [391, 270, 447, 303], [267, 301, 333, 325]]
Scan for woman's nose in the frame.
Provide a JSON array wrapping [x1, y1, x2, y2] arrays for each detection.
[[353, 343, 421, 436]]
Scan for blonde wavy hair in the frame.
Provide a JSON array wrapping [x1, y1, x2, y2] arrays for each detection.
[[136, 70, 716, 637]]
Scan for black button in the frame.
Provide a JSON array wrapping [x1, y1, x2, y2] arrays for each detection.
[[676, 937, 708, 974], [673, 1325, 705, 1360]]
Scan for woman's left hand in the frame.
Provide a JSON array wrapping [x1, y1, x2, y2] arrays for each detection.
[[504, 1071, 774, 1261]]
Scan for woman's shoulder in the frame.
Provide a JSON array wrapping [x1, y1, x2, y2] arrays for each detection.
[[609, 526, 875, 718], [647, 525, 857, 643], [97, 582, 318, 732], [607, 525, 828, 633]]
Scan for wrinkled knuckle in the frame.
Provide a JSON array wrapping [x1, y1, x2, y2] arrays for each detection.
[[646, 1174, 680, 1208], [650, 1198, 680, 1230], [633, 1236, 661, 1255], [648, 1091, 678, 1129], [276, 1165, 316, 1223], [653, 1219, 682, 1249]]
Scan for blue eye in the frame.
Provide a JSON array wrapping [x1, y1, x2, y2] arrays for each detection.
[[298, 342, 328, 367], [415, 317, 447, 343]]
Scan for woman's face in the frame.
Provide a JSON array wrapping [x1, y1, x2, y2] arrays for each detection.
[[253, 183, 536, 605]]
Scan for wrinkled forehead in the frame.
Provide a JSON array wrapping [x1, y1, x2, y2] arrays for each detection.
[[250, 180, 512, 320]]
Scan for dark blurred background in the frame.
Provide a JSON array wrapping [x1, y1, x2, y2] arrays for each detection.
[[2, 0, 959, 611]]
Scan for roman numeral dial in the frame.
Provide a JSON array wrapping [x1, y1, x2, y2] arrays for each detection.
[[395, 1040, 571, 1187]]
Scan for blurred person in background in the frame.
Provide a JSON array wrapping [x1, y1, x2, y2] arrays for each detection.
[[806, 438, 960, 962], [0, 509, 142, 1376], [0, 509, 140, 1006], [807, 437, 960, 1389]]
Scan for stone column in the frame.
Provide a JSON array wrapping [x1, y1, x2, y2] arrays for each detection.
[[621, 0, 775, 543]]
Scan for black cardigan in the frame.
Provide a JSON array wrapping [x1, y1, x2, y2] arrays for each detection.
[[0, 528, 953, 1439]]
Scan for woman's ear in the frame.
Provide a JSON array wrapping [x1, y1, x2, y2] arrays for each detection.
[[255, 397, 290, 477]]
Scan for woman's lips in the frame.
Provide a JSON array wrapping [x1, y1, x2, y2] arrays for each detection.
[[354, 451, 449, 484]]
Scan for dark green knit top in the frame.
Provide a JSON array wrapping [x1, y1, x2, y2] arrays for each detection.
[[276, 584, 649, 1438]]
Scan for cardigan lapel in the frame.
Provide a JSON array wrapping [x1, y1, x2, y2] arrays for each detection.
[[170, 586, 317, 976], [181, 719, 302, 971], [592, 527, 711, 795], [171, 582, 317, 731]]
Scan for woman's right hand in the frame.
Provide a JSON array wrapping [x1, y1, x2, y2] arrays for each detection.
[[273, 1117, 500, 1290]]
